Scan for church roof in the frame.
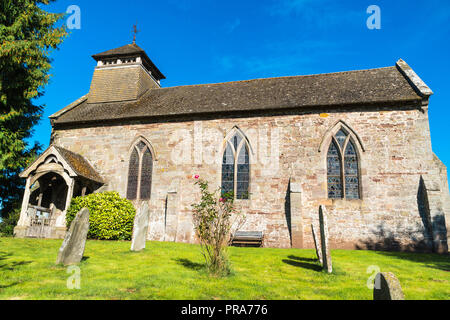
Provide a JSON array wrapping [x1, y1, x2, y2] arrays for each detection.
[[20, 145, 104, 183], [92, 43, 146, 59], [53, 146, 104, 183], [92, 43, 166, 80], [51, 60, 429, 126]]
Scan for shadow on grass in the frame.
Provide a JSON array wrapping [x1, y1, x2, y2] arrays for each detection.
[[349, 208, 450, 272], [287, 255, 318, 263], [282, 258, 322, 272], [372, 251, 450, 272], [354, 222, 449, 272], [174, 258, 205, 271], [0, 251, 33, 272], [0, 282, 19, 289], [0, 251, 12, 261]]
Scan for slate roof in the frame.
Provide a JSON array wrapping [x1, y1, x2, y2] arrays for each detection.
[[20, 145, 104, 183], [92, 43, 165, 80], [51, 62, 428, 126], [53, 146, 104, 183], [92, 43, 146, 59]]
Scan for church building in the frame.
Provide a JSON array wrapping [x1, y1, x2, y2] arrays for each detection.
[[14, 42, 450, 253]]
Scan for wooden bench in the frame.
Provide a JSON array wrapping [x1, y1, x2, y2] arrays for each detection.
[[231, 231, 264, 247]]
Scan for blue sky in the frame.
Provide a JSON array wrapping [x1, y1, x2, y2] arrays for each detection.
[[35, 0, 450, 180]]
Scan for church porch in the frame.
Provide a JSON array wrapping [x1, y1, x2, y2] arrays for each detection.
[[14, 145, 104, 239]]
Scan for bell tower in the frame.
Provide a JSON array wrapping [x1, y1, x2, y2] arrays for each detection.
[[87, 43, 165, 104]]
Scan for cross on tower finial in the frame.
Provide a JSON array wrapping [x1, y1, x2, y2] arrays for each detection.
[[132, 22, 140, 44]]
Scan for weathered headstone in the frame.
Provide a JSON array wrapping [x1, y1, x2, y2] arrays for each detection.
[[373, 272, 405, 300], [131, 202, 150, 251], [56, 208, 90, 266], [311, 224, 323, 265], [319, 205, 332, 273]]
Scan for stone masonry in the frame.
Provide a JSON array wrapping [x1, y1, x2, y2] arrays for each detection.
[[51, 106, 449, 250]]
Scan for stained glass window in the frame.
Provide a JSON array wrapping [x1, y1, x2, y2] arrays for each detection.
[[237, 144, 250, 199], [326, 130, 360, 200], [327, 141, 342, 199], [221, 132, 250, 199], [221, 143, 234, 195], [137, 141, 146, 151], [140, 148, 153, 200], [335, 129, 348, 149], [126, 148, 139, 200], [344, 141, 359, 199], [233, 134, 242, 151], [127, 140, 153, 201]]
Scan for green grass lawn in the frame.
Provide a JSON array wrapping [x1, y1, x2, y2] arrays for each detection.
[[0, 237, 448, 300]]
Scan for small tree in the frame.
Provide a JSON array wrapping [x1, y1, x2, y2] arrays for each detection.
[[191, 176, 245, 276]]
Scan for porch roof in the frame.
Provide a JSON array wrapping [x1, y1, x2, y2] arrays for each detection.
[[20, 145, 104, 184]]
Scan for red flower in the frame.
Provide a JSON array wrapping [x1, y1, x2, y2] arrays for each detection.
[[219, 198, 225, 202], [194, 175, 199, 179]]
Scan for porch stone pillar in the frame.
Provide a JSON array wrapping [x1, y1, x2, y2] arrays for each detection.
[[164, 190, 179, 242], [290, 181, 304, 248]]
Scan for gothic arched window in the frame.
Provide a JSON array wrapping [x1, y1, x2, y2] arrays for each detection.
[[327, 129, 360, 199], [222, 131, 250, 199], [127, 140, 153, 200]]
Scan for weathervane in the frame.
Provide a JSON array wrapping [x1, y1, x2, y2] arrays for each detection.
[[132, 23, 140, 44]]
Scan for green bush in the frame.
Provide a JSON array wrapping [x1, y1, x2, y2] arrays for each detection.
[[0, 210, 20, 237], [66, 192, 136, 240]]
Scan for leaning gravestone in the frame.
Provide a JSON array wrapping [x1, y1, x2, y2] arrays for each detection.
[[56, 208, 90, 266], [373, 272, 405, 300], [319, 205, 332, 273], [311, 224, 323, 265], [131, 202, 150, 251]]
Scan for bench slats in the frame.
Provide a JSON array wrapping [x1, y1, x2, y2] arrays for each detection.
[[231, 231, 263, 247], [234, 231, 263, 238]]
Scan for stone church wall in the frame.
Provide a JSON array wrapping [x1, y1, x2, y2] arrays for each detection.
[[52, 106, 448, 251]]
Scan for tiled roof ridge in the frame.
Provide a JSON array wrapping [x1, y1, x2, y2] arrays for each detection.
[[53, 145, 104, 183], [154, 66, 396, 91], [92, 43, 144, 59]]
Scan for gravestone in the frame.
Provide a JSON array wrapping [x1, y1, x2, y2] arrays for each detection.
[[131, 202, 150, 251], [311, 224, 323, 265], [319, 205, 332, 273], [56, 208, 90, 266], [373, 272, 405, 300]]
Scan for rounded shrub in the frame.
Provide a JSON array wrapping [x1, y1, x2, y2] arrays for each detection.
[[66, 192, 136, 240]]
